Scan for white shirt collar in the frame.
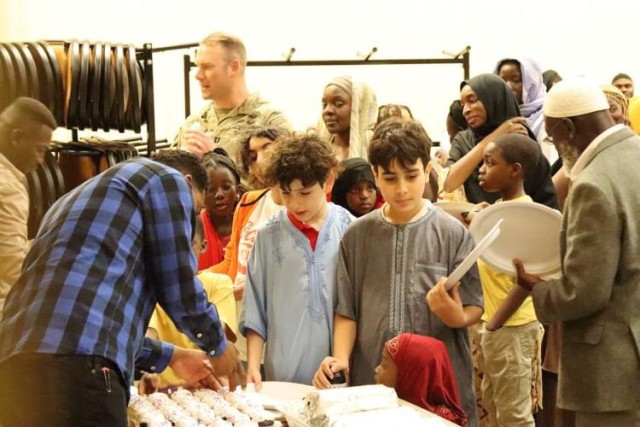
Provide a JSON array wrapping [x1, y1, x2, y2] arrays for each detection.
[[569, 124, 625, 180], [381, 199, 431, 224]]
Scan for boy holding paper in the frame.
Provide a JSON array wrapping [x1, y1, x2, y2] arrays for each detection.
[[313, 119, 483, 426], [474, 133, 544, 427]]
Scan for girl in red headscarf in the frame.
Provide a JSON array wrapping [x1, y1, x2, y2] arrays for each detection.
[[374, 333, 468, 427]]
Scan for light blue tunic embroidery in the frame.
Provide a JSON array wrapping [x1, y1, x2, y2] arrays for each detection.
[[239, 203, 354, 384]]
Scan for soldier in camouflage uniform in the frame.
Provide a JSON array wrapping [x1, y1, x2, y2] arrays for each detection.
[[172, 32, 290, 187]]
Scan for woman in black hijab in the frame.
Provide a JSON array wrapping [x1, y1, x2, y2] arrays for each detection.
[[444, 73, 557, 208]]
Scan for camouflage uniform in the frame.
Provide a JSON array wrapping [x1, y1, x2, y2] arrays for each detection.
[[172, 92, 290, 172]]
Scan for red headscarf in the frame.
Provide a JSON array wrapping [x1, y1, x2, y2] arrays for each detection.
[[385, 333, 467, 427]]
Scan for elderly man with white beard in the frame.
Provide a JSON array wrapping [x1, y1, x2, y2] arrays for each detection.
[[515, 78, 640, 427]]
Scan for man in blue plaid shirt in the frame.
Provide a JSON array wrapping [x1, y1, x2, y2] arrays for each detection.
[[0, 150, 245, 426]]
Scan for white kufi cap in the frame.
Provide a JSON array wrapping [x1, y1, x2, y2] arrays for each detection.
[[544, 77, 609, 118]]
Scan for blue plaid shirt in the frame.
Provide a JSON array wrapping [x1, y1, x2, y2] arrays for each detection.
[[0, 158, 227, 386]]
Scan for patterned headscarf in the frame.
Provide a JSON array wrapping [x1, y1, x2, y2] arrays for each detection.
[[384, 333, 467, 426], [326, 75, 352, 96], [601, 84, 629, 124], [318, 75, 378, 160], [495, 57, 547, 137]]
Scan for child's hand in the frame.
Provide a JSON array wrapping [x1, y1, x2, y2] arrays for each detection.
[[461, 203, 488, 225], [312, 357, 349, 389], [426, 278, 466, 328], [246, 366, 262, 391], [513, 258, 543, 292], [233, 283, 245, 301], [138, 372, 160, 395]]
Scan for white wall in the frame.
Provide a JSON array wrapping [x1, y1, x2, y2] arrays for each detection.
[[2, 0, 638, 145]]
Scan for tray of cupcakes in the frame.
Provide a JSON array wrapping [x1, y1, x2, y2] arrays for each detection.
[[128, 386, 277, 427]]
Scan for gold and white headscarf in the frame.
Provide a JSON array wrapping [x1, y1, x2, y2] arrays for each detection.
[[318, 75, 378, 160], [601, 84, 629, 124]]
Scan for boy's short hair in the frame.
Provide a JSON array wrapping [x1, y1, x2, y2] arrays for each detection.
[[263, 131, 337, 191], [491, 134, 540, 179], [151, 149, 208, 191], [368, 119, 432, 171]]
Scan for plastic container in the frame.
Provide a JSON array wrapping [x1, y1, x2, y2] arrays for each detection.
[[330, 371, 347, 389]]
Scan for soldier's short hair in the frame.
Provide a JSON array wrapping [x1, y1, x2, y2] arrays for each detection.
[[200, 32, 247, 67]]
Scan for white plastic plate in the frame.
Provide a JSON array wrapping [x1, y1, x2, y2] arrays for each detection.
[[445, 219, 502, 290], [469, 201, 562, 276]]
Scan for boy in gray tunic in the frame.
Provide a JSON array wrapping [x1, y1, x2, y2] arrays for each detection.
[[313, 119, 484, 426]]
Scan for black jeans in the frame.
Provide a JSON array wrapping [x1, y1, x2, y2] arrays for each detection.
[[0, 354, 128, 427]]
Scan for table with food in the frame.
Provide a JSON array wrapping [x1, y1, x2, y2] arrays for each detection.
[[128, 382, 460, 427]]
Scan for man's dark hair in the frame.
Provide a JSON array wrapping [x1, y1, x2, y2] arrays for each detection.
[[151, 149, 208, 191], [612, 73, 632, 83], [368, 119, 432, 172], [448, 100, 468, 130], [542, 69, 562, 92], [491, 134, 540, 179], [0, 97, 57, 140], [263, 131, 337, 191]]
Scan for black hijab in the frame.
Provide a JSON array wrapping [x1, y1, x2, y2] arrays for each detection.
[[332, 158, 376, 217], [461, 74, 531, 140], [453, 74, 558, 209]]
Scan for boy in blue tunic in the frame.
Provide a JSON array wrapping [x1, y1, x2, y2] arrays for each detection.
[[239, 132, 354, 388]]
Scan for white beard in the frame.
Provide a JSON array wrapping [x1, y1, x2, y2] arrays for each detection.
[[556, 141, 581, 174]]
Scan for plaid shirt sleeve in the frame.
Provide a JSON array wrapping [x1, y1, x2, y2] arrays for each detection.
[[136, 337, 175, 374], [142, 172, 228, 358]]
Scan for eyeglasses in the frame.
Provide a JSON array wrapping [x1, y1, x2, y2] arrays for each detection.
[[542, 120, 564, 144]]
